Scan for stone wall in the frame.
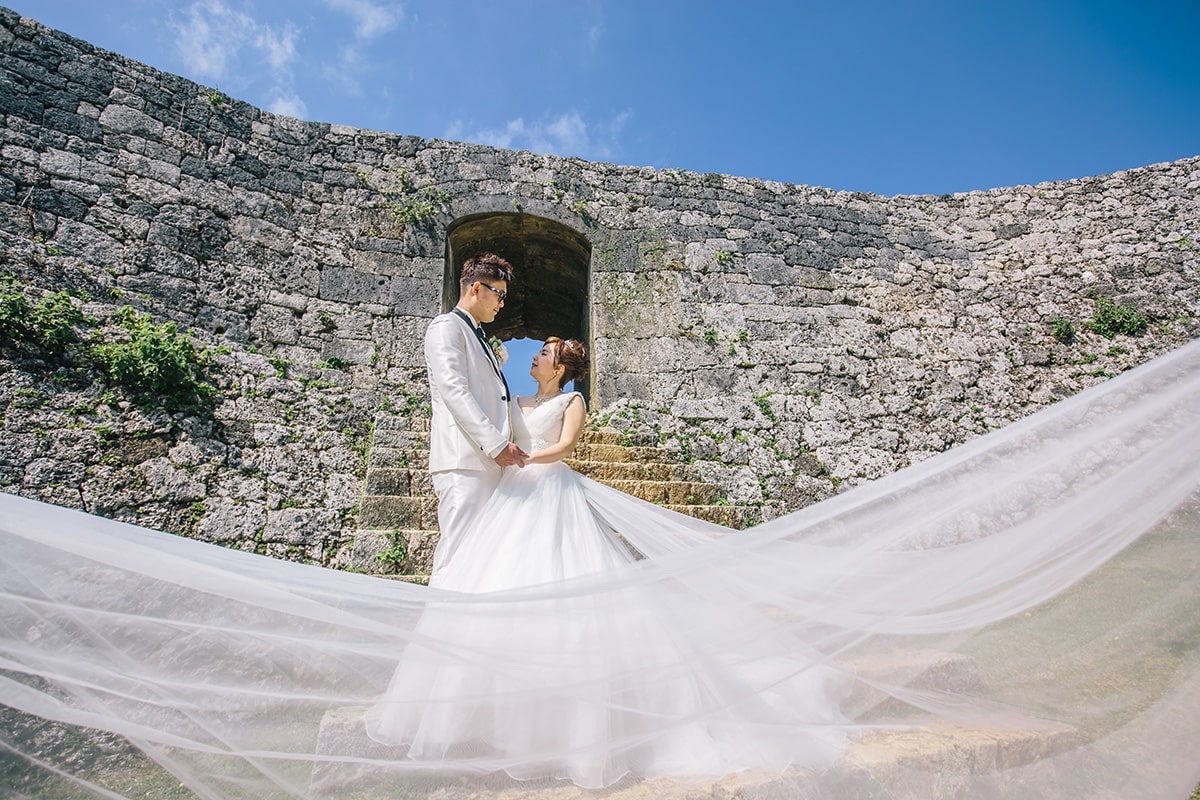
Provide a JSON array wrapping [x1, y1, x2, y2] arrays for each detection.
[[2, 7, 1198, 564]]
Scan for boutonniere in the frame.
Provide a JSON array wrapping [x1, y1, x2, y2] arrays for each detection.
[[488, 336, 508, 366]]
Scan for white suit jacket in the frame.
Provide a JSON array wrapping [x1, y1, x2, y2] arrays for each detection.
[[424, 311, 523, 474]]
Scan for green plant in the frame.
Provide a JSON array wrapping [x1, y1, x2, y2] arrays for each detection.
[[315, 356, 352, 370], [92, 307, 215, 411], [33, 234, 64, 256], [202, 86, 225, 109], [703, 329, 719, 345], [268, 355, 289, 378], [1049, 318, 1075, 345], [0, 280, 33, 344], [317, 312, 337, 334], [1087, 298, 1147, 338], [714, 249, 734, 267], [387, 185, 449, 228], [0, 278, 86, 356], [346, 422, 374, 471], [376, 531, 408, 571], [754, 392, 778, 423], [370, 169, 447, 229]]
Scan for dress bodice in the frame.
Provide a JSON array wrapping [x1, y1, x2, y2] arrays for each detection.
[[521, 392, 582, 453]]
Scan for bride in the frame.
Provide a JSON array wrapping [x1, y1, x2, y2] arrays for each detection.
[[1, 337, 1199, 799], [365, 338, 851, 788], [423, 336, 640, 593]]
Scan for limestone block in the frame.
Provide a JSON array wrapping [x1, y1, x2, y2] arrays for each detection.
[[229, 215, 294, 255], [196, 498, 264, 544], [263, 506, 342, 545], [360, 496, 425, 530], [98, 103, 163, 138], [137, 457, 206, 503], [250, 304, 300, 345]]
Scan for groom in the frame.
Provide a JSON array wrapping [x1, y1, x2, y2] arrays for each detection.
[[424, 251, 528, 576]]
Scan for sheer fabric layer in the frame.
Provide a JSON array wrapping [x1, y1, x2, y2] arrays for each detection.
[[364, 392, 848, 788], [1, 341, 1199, 798]]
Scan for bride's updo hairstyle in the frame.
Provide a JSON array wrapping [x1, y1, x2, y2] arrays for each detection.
[[545, 336, 589, 389]]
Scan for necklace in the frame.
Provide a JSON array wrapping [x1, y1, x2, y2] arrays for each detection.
[[532, 392, 561, 406]]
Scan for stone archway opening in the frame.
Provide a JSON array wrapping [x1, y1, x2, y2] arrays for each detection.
[[445, 212, 593, 400]]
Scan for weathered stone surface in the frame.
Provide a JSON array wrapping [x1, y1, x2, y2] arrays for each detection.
[[1, 9, 1199, 564]]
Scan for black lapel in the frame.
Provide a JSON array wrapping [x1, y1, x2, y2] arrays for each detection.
[[451, 309, 510, 400]]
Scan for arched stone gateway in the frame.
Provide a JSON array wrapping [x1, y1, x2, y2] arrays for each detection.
[[444, 212, 593, 401]]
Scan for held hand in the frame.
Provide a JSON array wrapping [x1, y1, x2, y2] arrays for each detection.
[[493, 442, 528, 468]]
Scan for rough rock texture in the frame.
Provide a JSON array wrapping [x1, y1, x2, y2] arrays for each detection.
[[1, 6, 1198, 564]]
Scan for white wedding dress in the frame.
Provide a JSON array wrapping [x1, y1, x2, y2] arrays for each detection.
[[2, 343, 1200, 799], [426, 392, 641, 593], [365, 392, 850, 788]]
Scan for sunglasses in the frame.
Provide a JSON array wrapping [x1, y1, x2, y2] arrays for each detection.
[[477, 282, 507, 302]]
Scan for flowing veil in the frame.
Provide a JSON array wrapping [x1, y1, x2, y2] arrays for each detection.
[[2, 338, 1200, 799]]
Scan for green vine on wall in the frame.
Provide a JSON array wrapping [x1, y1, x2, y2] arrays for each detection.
[[358, 167, 449, 233], [1, 277, 216, 413]]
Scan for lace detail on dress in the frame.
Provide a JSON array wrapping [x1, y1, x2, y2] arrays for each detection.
[[520, 392, 583, 454]]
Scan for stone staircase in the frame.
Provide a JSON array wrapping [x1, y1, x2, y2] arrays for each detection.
[[333, 412, 762, 577]]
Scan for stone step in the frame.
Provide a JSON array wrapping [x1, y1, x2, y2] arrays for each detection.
[[374, 413, 429, 433], [844, 650, 982, 718], [362, 467, 434, 497], [662, 504, 762, 528], [600, 479, 725, 506], [359, 495, 437, 530], [368, 422, 637, 450], [852, 650, 982, 694], [572, 442, 670, 463], [369, 427, 428, 450], [370, 448, 431, 469], [367, 452, 693, 485], [834, 718, 1080, 797], [309, 706, 1077, 799], [565, 459, 692, 482], [333, 528, 438, 575], [363, 467, 411, 496], [365, 446, 420, 469], [578, 429, 655, 446]]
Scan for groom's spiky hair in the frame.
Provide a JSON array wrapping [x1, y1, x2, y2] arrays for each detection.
[[459, 252, 514, 290]]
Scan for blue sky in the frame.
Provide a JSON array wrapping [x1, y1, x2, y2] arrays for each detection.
[[9, 0, 1199, 395]]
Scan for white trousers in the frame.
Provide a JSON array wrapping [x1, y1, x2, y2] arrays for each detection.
[[430, 469, 502, 577]]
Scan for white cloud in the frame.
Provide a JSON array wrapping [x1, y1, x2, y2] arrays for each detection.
[[171, 1, 308, 117], [172, 0, 255, 81], [445, 109, 632, 161], [322, 43, 367, 97], [322, 0, 404, 39], [541, 112, 589, 154], [268, 93, 308, 119], [313, 0, 406, 106], [255, 22, 300, 71]]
